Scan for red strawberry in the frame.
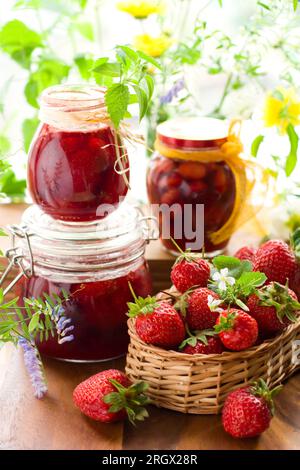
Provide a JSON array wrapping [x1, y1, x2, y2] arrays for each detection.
[[73, 369, 149, 423], [215, 309, 258, 351], [180, 331, 224, 355], [253, 240, 296, 285], [222, 379, 282, 438], [128, 289, 185, 349], [247, 282, 300, 335], [180, 287, 221, 330], [234, 246, 256, 262], [171, 247, 210, 293]]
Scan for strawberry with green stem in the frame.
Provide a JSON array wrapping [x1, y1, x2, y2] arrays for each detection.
[[247, 281, 300, 335], [215, 308, 258, 351], [175, 287, 222, 330], [222, 378, 282, 438], [73, 369, 150, 424], [127, 283, 185, 349], [179, 326, 224, 355], [170, 239, 210, 293]]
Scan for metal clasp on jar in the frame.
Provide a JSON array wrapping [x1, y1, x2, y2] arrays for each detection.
[[0, 225, 34, 295], [135, 206, 159, 243]]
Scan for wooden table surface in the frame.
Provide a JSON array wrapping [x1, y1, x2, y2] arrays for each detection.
[[0, 204, 299, 450]]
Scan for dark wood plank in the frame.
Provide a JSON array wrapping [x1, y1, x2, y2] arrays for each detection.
[[4, 342, 299, 450]]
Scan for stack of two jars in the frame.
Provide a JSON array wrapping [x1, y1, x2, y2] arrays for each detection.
[[20, 84, 153, 362]]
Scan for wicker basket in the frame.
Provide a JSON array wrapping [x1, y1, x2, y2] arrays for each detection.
[[126, 317, 300, 415]]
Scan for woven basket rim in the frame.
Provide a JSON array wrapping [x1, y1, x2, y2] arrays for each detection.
[[127, 316, 300, 361]]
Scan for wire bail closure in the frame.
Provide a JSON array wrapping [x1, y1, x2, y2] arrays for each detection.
[[0, 225, 34, 296]]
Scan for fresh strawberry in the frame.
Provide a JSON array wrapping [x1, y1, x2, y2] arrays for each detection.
[[180, 330, 224, 355], [247, 282, 300, 335], [234, 246, 256, 262], [127, 287, 185, 349], [73, 369, 149, 423], [222, 379, 282, 438], [215, 309, 258, 351], [170, 244, 210, 293], [178, 287, 221, 330], [253, 239, 296, 285]]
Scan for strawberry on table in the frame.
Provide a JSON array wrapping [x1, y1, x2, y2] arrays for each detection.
[[127, 285, 185, 349], [247, 282, 300, 335], [170, 242, 210, 293], [73, 369, 149, 424], [215, 309, 258, 351], [180, 329, 224, 355], [222, 379, 282, 438], [253, 239, 296, 285]]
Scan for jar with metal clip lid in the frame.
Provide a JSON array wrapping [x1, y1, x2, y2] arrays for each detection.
[[27, 84, 129, 222], [4, 203, 157, 362]]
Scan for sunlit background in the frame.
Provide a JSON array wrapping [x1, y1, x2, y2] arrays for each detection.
[[0, 0, 299, 209]]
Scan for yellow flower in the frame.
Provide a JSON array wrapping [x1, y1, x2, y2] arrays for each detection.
[[117, 0, 165, 19], [133, 33, 171, 57], [263, 87, 300, 134]]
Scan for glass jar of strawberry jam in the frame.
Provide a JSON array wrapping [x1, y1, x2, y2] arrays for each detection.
[[147, 117, 246, 256], [28, 84, 129, 222], [11, 204, 154, 362]]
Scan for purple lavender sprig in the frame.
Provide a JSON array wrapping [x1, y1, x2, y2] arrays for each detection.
[[18, 336, 47, 399], [160, 78, 185, 105], [50, 305, 75, 344]]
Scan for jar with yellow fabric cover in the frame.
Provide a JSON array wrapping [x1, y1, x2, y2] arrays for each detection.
[[147, 117, 256, 255]]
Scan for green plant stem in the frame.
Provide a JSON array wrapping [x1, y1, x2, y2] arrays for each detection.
[[212, 72, 233, 116]]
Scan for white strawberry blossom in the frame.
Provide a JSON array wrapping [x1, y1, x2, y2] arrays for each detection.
[[212, 268, 236, 291], [207, 295, 224, 313]]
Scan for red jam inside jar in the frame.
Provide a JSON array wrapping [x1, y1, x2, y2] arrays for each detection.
[[147, 117, 237, 255], [28, 85, 129, 222], [17, 204, 153, 362], [21, 261, 151, 361]]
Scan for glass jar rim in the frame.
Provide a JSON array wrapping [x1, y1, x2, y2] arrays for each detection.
[[40, 84, 106, 113], [156, 117, 229, 150], [16, 204, 152, 281]]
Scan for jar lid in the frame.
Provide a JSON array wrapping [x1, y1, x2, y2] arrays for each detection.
[[156, 117, 229, 149], [15, 204, 154, 282]]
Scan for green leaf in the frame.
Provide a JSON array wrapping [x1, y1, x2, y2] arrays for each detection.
[[93, 62, 121, 77], [236, 271, 267, 295], [293, 0, 298, 11], [74, 54, 94, 80], [28, 312, 40, 333], [22, 117, 39, 152], [213, 256, 241, 270], [132, 85, 148, 121], [285, 124, 299, 176], [0, 229, 7, 237], [0, 169, 26, 200], [24, 58, 70, 108], [0, 135, 11, 157], [24, 80, 39, 108], [143, 74, 154, 100], [105, 83, 129, 128], [0, 20, 43, 69], [72, 21, 94, 41], [117, 45, 139, 63], [136, 50, 162, 70], [257, 1, 271, 10], [251, 135, 264, 157]]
